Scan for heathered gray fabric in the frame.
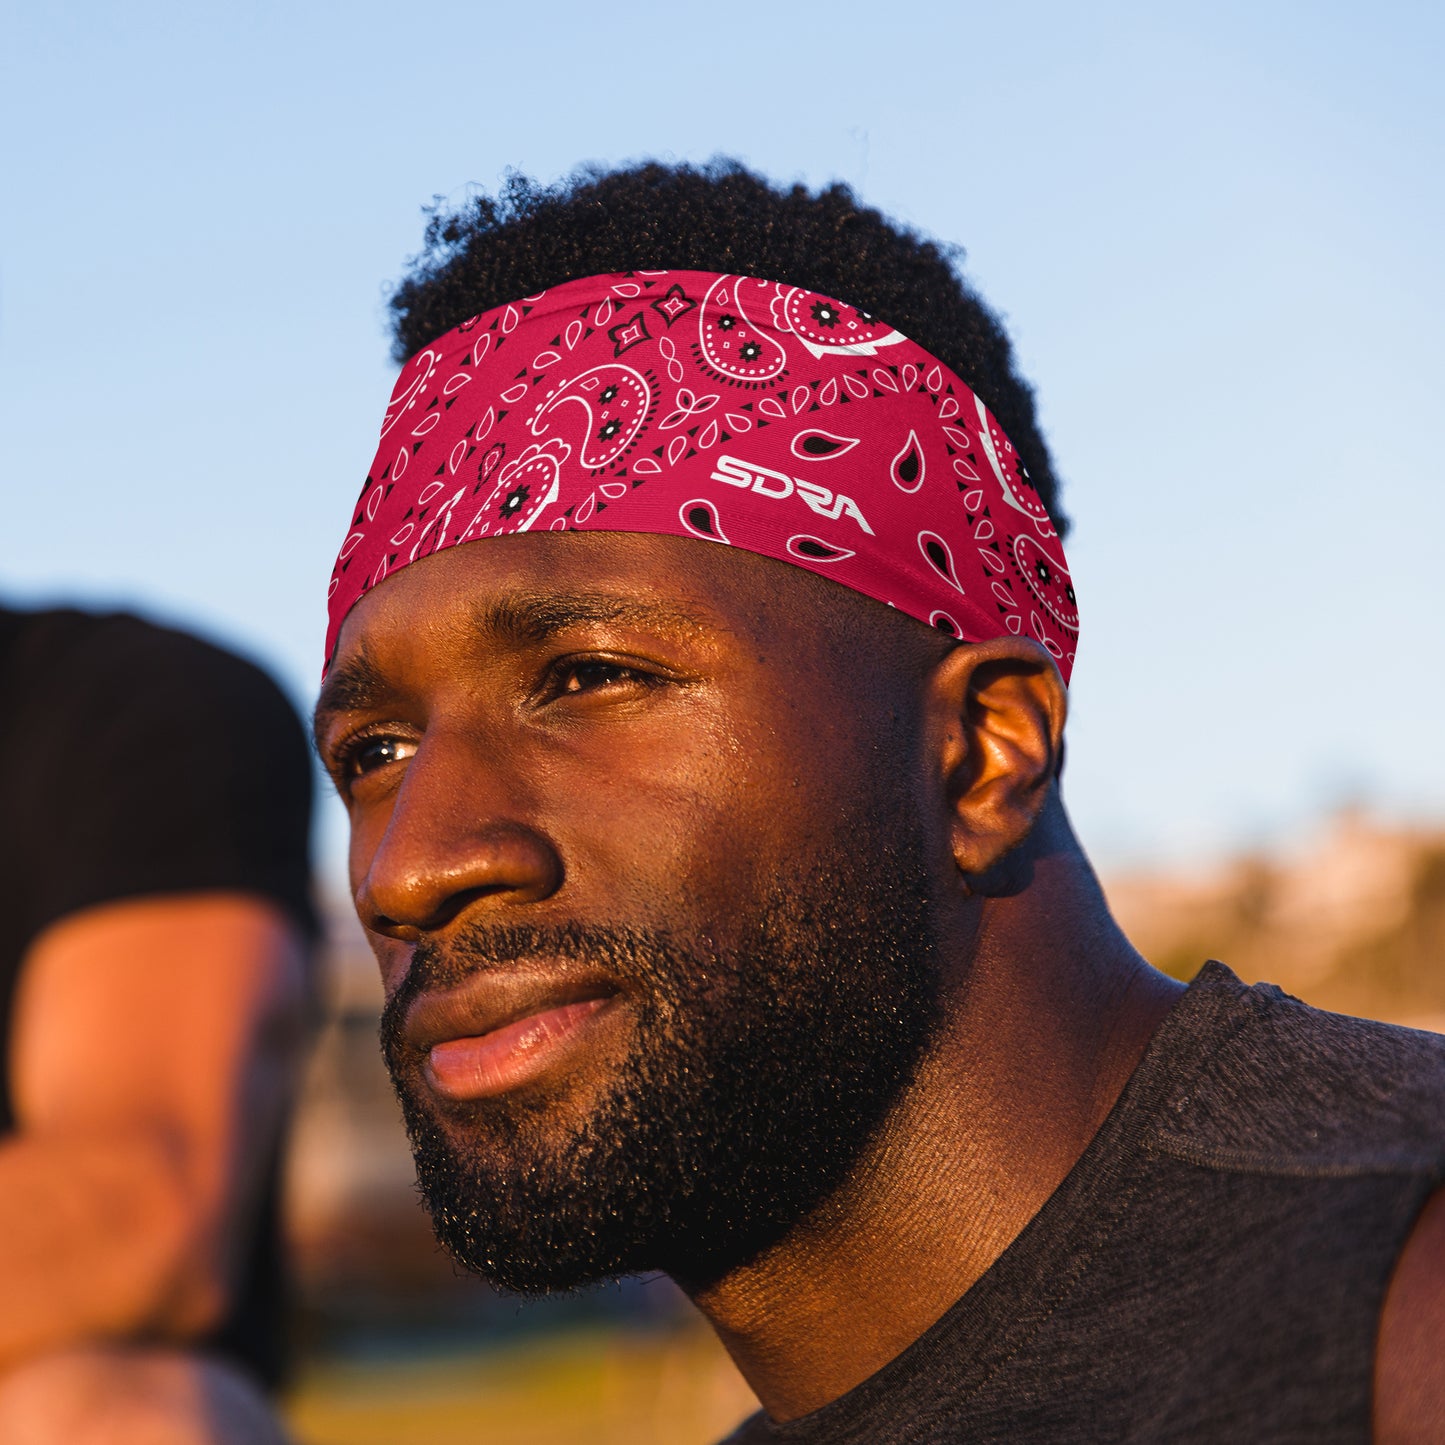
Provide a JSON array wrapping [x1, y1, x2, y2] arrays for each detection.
[[722, 963, 1445, 1444]]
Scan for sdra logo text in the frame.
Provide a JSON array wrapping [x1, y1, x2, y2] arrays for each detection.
[[708, 455, 874, 534]]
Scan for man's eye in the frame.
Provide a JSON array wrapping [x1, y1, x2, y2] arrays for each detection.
[[339, 735, 415, 779], [557, 661, 649, 694]]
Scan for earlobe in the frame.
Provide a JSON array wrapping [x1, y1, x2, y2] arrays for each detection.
[[925, 638, 1068, 887]]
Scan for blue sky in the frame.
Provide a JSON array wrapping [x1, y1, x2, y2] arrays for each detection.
[[3, 0, 1441, 876]]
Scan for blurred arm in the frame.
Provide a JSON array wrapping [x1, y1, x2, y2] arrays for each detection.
[[1375, 1185, 1445, 1444], [0, 892, 308, 1370]]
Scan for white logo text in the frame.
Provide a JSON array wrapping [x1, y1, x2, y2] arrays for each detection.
[[708, 455, 874, 534]]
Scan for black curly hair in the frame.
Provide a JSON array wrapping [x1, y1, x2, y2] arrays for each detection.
[[388, 159, 1066, 534]]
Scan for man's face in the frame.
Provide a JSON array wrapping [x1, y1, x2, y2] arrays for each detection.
[[315, 533, 950, 1291]]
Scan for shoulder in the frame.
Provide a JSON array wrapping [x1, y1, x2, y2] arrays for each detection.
[[1151, 962, 1445, 1177]]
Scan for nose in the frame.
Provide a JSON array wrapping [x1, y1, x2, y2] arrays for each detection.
[[354, 732, 564, 941]]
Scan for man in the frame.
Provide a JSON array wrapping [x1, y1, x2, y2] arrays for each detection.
[[314, 162, 1445, 1441], [0, 606, 312, 1444]]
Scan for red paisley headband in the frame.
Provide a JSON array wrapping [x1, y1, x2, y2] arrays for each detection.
[[326, 270, 1077, 679]]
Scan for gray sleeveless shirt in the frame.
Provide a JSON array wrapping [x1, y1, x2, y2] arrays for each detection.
[[723, 962, 1445, 1443]]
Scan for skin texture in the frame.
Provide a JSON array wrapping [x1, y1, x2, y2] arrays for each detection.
[[1, 893, 306, 1440], [315, 531, 1445, 1428]]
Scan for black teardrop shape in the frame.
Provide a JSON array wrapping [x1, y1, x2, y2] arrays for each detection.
[[796, 538, 840, 559], [801, 434, 842, 455], [688, 507, 715, 536], [934, 616, 959, 637], [926, 540, 949, 574], [898, 447, 921, 484]]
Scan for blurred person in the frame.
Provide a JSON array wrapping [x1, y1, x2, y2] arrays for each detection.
[[0, 606, 313, 1444], [313, 163, 1445, 1442]]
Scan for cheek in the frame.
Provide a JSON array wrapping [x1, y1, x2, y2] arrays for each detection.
[[542, 731, 752, 905], [534, 697, 863, 915]]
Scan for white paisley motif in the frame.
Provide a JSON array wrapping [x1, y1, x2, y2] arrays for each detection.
[[774, 285, 908, 359], [697, 277, 788, 383], [531, 364, 652, 470], [974, 394, 1055, 537]]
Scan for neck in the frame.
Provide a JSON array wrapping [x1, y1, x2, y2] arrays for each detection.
[[684, 803, 1183, 1422]]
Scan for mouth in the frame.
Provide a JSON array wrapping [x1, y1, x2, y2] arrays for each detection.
[[403, 970, 624, 1103]]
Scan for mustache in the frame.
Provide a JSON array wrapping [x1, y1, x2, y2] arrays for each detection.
[[378, 920, 688, 1063]]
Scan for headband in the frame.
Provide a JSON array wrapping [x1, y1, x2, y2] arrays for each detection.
[[326, 270, 1077, 679]]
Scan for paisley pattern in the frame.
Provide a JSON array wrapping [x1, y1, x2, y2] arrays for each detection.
[[774, 285, 907, 359], [326, 270, 1077, 680], [696, 276, 789, 384]]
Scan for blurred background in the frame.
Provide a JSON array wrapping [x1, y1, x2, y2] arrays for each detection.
[[2, 1, 1441, 1440]]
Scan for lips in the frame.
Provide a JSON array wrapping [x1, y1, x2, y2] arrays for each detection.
[[401, 966, 622, 1103]]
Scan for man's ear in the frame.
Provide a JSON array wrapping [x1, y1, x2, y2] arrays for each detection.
[[924, 638, 1068, 887]]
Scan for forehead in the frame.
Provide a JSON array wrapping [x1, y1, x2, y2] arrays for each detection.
[[329, 531, 836, 673]]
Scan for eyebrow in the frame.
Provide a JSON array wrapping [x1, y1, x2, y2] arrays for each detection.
[[474, 590, 719, 647], [312, 646, 391, 751], [312, 589, 723, 747]]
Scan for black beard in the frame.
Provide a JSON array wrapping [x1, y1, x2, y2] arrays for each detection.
[[379, 833, 940, 1295]]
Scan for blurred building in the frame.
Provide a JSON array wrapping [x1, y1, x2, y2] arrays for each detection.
[[1106, 811, 1445, 1030]]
